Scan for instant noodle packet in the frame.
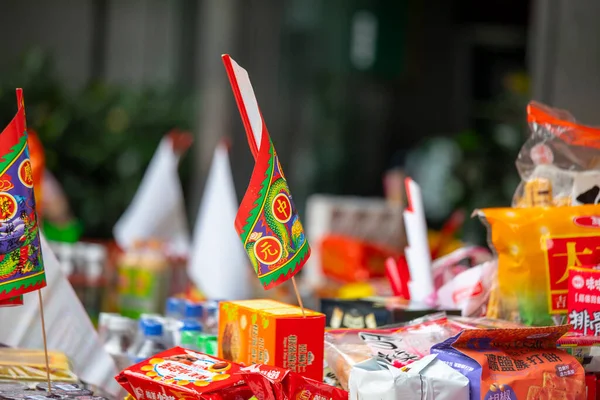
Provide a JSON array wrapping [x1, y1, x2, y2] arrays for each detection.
[[116, 347, 253, 400], [476, 204, 600, 326], [431, 325, 586, 400]]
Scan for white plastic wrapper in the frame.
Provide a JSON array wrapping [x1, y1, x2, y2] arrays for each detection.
[[436, 260, 497, 317], [349, 354, 469, 400]]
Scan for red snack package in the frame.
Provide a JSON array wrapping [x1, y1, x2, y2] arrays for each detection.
[[240, 364, 347, 400], [115, 347, 253, 400]]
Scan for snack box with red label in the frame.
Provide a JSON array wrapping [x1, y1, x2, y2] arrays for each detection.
[[115, 347, 253, 400], [218, 300, 325, 381]]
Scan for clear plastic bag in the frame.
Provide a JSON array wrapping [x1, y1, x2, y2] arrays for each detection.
[[513, 101, 600, 207], [323, 313, 460, 390]]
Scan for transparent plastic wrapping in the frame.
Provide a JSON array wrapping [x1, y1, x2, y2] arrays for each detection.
[[323, 313, 460, 390], [513, 102, 600, 207]]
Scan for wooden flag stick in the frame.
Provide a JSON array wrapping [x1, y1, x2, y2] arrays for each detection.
[[291, 276, 306, 317], [37, 290, 52, 392]]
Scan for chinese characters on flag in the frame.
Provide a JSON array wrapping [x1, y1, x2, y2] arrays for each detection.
[[568, 267, 600, 335]]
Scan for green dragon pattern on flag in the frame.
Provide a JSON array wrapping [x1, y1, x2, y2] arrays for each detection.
[[222, 55, 310, 290], [0, 89, 45, 301]]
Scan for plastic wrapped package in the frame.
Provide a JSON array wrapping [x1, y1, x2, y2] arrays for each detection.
[[0, 348, 78, 382], [349, 354, 469, 400], [436, 260, 497, 317], [117, 347, 347, 400], [477, 204, 600, 326], [323, 313, 461, 390], [432, 326, 586, 400], [513, 102, 600, 208]]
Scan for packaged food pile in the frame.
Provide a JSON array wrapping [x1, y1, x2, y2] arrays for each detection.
[[324, 313, 461, 389], [109, 96, 600, 400], [116, 348, 347, 400], [477, 102, 600, 328]]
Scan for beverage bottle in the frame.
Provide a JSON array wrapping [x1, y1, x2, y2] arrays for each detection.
[[180, 331, 201, 351], [132, 319, 167, 363], [141, 240, 170, 314], [104, 315, 135, 371], [163, 298, 184, 347], [118, 244, 142, 319], [165, 297, 184, 320], [98, 312, 120, 343], [128, 315, 161, 361], [203, 301, 219, 334], [197, 334, 218, 356], [84, 243, 107, 326], [119, 240, 169, 318], [179, 319, 202, 350], [184, 301, 204, 326], [73, 243, 89, 310]]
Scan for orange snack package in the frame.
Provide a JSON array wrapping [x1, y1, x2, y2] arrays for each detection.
[[218, 300, 325, 381], [431, 326, 586, 400], [477, 205, 600, 326]]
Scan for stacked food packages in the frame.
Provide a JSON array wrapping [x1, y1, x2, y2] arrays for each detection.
[[6, 59, 600, 400], [106, 59, 600, 400], [111, 60, 600, 400]]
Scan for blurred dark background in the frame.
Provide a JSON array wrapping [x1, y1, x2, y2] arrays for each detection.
[[0, 0, 593, 243]]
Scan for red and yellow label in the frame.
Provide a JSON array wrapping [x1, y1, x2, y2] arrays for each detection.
[[544, 235, 600, 313], [272, 193, 292, 223], [254, 236, 283, 266], [0, 193, 18, 221]]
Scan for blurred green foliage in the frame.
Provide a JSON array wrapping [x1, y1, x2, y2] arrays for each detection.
[[406, 71, 530, 244], [0, 51, 194, 238]]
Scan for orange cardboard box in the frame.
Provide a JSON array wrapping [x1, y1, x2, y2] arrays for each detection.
[[218, 299, 325, 381]]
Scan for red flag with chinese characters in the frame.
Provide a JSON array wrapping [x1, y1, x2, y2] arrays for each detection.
[[222, 55, 310, 290], [0, 89, 45, 302]]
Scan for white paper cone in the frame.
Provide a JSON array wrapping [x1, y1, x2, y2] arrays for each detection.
[[0, 235, 121, 397], [188, 143, 252, 300], [403, 178, 434, 303], [114, 137, 190, 255]]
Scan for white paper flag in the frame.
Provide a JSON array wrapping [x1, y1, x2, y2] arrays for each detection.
[[114, 137, 190, 255], [0, 235, 121, 396], [188, 143, 252, 300]]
